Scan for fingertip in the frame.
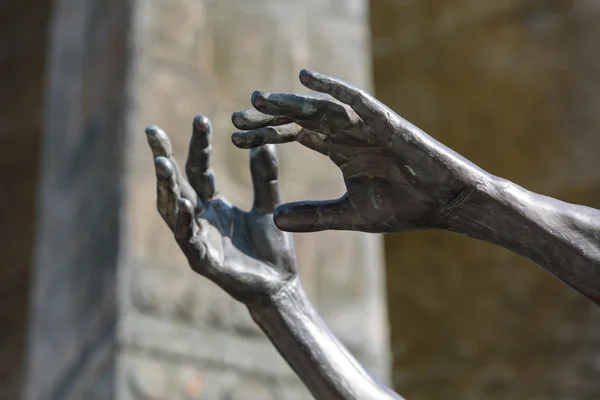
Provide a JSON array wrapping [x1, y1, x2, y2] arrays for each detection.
[[300, 69, 323, 83], [232, 109, 282, 131], [250, 143, 278, 162], [145, 125, 172, 156], [145, 125, 160, 135], [231, 132, 250, 148], [250, 90, 261, 103], [250, 144, 279, 177], [193, 115, 212, 133], [145, 125, 168, 140], [273, 205, 295, 231], [178, 198, 195, 214], [299, 69, 312, 84], [251, 91, 269, 109], [274, 199, 345, 232], [263, 143, 277, 155], [154, 156, 174, 180], [231, 111, 243, 128]]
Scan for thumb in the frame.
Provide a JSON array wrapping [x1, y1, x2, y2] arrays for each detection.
[[273, 195, 358, 232], [174, 198, 197, 243]]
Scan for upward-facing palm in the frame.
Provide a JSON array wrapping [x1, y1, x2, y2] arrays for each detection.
[[146, 116, 296, 305]]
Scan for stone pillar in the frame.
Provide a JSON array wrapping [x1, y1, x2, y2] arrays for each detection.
[[371, 1, 600, 399], [0, 0, 52, 398], [26, 0, 390, 398], [25, 0, 129, 398]]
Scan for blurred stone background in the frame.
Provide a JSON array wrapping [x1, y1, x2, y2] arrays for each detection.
[[1, 0, 600, 399], [372, 1, 600, 399]]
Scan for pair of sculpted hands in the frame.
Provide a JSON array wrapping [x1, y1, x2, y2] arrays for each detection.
[[147, 70, 600, 399], [146, 69, 485, 305]]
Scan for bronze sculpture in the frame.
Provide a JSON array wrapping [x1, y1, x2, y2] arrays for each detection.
[[146, 70, 600, 399]]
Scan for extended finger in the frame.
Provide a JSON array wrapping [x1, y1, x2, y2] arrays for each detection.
[[250, 92, 351, 128], [231, 108, 295, 130], [186, 115, 218, 202], [145, 125, 197, 207], [298, 69, 381, 123], [273, 195, 360, 232], [250, 144, 281, 213], [145, 125, 173, 158], [155, 156, 181, 231], [231, 123, 328, 155]]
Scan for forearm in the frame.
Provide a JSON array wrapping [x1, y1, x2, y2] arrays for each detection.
[[248, 278, 403, 400], [439, 174, 600, 303]]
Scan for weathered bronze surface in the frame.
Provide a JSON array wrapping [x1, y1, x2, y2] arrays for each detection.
[[149, 70, 600, 399]]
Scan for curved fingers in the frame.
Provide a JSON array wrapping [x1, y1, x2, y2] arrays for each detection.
[[250, 92, 352, 128], [146, 125, 197, 207], [232, 108, 295, 130], [298, 69, 382, 124], [232, 123, 328, 155], [232, 108, 327, 137]]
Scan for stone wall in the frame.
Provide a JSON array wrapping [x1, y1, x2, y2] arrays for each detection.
[[371, 1, 600, 399]]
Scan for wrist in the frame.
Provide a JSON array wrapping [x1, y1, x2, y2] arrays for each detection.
[[247, 276, 308, 320], [436, 172, 511, 238], [438, 174, 600, 300], [245, 274, 401, 399], [435, 171, 558, 253]]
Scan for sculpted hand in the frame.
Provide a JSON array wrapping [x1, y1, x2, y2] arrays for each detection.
[[231, 70, 491, 233], [145, 116, 297, 305], [146, 118, 406, 400]]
